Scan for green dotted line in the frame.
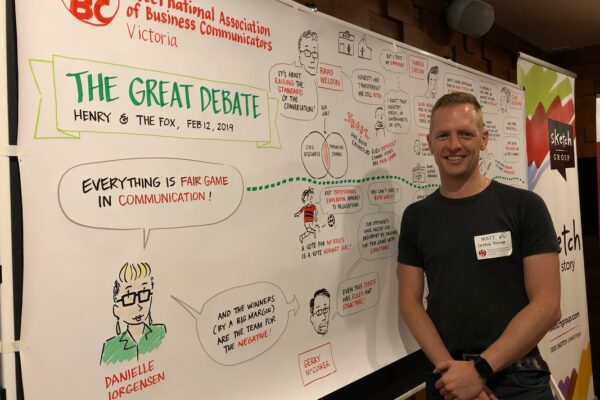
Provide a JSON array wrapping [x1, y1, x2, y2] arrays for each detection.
[[492, 176, 526, 185], [246, 176, 440, 192]]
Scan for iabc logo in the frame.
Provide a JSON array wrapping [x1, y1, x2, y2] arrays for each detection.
[[62, 0, 120, 26]]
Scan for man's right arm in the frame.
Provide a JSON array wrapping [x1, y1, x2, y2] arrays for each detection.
[[397, 263, 452, 365]]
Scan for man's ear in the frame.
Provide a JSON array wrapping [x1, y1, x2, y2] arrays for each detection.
[[113, 304, 119, 318], [481, 130, 489, 149]]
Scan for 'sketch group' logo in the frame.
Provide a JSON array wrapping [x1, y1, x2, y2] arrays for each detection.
[[62, 0, 120, 26]]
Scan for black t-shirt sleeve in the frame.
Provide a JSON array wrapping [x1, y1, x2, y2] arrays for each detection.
[[397, 204, 423, 267], [520, 191, 561, 257]]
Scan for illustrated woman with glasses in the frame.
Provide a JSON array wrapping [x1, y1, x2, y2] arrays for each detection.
[[100, 262, 166, 364]]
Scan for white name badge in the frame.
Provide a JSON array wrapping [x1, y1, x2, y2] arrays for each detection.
[[474, 231, 512, 260]]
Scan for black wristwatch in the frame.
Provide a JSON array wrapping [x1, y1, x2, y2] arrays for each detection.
[[473, 356, 494, 381]]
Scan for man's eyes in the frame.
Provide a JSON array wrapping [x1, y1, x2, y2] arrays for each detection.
[[435, 131, 476, 139]]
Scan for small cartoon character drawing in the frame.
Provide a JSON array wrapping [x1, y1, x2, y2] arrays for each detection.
[[100, 262, 166, 365], [294, 187, 318, 243], [374, 106, 385, 137], [310, 289, 331, 335]]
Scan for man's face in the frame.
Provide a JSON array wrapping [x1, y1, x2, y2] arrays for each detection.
[[310, 294, 330, 335], [299, 38, 318, 76], [427, 103, 488, 182], [113, 277, 153, 327]]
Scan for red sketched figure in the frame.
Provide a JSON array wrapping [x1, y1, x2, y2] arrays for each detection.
[[294, 187, 318, 243]]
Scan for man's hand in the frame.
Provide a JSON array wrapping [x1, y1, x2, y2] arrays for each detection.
[[434, 360, 487, 400]]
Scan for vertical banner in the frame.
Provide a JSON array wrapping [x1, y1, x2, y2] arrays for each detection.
[[518, 53, 594, 400]]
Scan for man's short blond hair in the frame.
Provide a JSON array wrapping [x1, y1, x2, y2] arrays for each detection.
[[430, 92, 484, 132]]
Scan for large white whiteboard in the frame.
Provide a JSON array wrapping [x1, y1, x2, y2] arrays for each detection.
[[14, 0, 527, 399]]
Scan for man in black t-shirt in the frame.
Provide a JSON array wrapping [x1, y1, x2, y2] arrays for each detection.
[[397, 92, 560, 400]]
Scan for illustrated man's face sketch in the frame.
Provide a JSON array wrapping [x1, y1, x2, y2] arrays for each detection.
[[375, 107, 384, 123], [310, 290, 330, 335], [499, 88, 510, 113], [298, 31, 319, 76], [427, 66, 439, 98], [113, 275, 153, 327]]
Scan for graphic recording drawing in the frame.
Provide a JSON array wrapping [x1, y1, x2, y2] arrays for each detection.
[[298, 30, 319, 76], [499, 87, 510, 114], [374, 107, 385, 137], [358, 35, 372, 60], [309, 289, 331, 335], [338, 31, 354, 56], [101, 262, 166, 365], [425, 65, 438, 99], [294, 187, 319, 243]]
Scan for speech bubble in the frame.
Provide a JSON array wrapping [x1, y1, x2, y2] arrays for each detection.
[[320, 186, 363, 214], [337, 272, 379, 316], [351, 69, 385, 105], [358, 213, 400, 260], [445, 73, 476, 95], [380, 50, 408, 74], [412, 188, 435, 202], [479, 82, 499, 113], [367, 181, 402, 205], [484, 115, 500, 143], [503, 136, 521, 164], [58, 158, 243, 247], [172, 282, 299, 366], [409, 55, 428, 79], [413, 96, 434, 129], [504, 117, 520, 137], [269, 63, 318, 120], [385, 90, 410, 134]]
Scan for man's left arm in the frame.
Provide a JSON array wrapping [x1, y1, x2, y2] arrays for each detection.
[[480, 251, 561, 372]]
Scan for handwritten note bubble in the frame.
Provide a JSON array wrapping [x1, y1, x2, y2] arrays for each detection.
[[172, 282, 299, 366], [367, 182, 402, 205], [413, 96, 434, 129], [444, 74, 476, 95], [58, 158, 243, 247], [358, 213, 400, 260], [503, 136, 521, 163], [337, 272, 379, 317], [479, 82, 498, 113], [298, 342, 337, 386], [269, 63, 318, 120], [317, 63, 343, 91], [484, 116, 500, 142], [409, 55, 427, 79], [503, 117, 520, 137], [385, 90, 410, 134], [320, 186, 363, 214], [413, 188, 435, 202], [351, 69, 385, 105], [380, 50, 408, 74]]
